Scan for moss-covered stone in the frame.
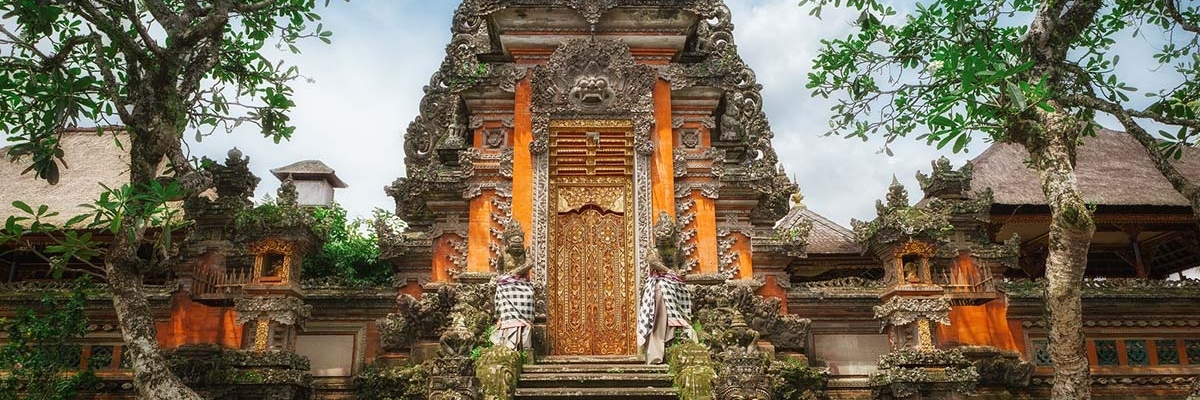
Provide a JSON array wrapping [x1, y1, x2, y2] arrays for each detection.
[[354, 361, 431, 400], [667, 342, 717, 400], [475, 346, 523, 400]]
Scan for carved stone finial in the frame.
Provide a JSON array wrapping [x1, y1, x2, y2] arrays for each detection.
[[917, 157, 975, 199], [277, 175, 298, 206], [227, 147, 244, 162], [502, 219, 525, 245], [885, 176, 909, 210]]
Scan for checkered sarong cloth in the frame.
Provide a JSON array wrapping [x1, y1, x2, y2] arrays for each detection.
[[495, 275, 535, 328], [637, 273, 692, 345]]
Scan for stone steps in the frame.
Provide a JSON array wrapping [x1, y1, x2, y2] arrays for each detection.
[[514, 387, 678, 399], [519, 372, 673, 388], [514, 358, 677, 399]]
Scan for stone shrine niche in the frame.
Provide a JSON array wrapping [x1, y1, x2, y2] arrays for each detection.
[[249, 238, 301, 284], [889, 240, 936, 287]]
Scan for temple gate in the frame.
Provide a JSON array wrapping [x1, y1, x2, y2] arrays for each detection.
[[546, 125, 637, 355]]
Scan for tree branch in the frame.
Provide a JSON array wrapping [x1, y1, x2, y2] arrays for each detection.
[[67, 0, 148, 61], [1162, 0, 1200, 34], [1053, 0, 1105, 45], [1062, 93, 1200, 202], [233, 0, 282, 13], [90, 35, 133, 123], [139, 0, 186, 36]]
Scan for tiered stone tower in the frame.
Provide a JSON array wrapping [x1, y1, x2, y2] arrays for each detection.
[[383, 0, 803, 355]]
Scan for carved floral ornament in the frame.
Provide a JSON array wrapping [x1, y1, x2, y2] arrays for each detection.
[[873, 297, 952, 327], [894, 239, 937, 258]]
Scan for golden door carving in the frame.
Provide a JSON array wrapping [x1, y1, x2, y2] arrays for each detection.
[[546, 126, 637, 355], [547, 200, 636, 355]]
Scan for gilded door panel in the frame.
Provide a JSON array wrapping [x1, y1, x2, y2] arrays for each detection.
[[548, 199, 636, 355], [546, 126, 637, 356]]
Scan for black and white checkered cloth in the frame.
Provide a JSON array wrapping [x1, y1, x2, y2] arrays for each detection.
[[495, 275, 535, 328], [637, 273, 692, 345]]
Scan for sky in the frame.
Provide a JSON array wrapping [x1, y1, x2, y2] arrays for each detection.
[[184, 0, 1176, 228]]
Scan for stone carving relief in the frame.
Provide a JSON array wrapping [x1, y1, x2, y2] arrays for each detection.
[[661, 1, 797, 223], [680, 129, 701, 149], [484, 129, 507, 149], [528, 38, 658, 282], [531, 38, 656, 117]]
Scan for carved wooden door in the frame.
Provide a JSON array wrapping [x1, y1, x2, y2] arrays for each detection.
[[546, 126, 637, 355]]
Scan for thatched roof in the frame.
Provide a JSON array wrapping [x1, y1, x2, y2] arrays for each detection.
[[270, 160, 347, 188], [777, 207, 860, 254], [1, 128, 130, 226], [972, 129, 1200, 206]]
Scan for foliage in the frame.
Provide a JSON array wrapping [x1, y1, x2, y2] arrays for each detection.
[[801, 0, 1199, 155], [0, 279, 99, 400], [233, 195, 319, 239], [303, 204, 392, 286], [0, 176, 186, 279], [354, 362, 431, 400], [0, 0, 338, 181]]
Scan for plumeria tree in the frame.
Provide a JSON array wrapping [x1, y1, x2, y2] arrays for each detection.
[[0, 1, 338, 398], [800, 0, 1199, 397]]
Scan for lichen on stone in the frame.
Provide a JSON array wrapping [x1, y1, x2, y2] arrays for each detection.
[[475, 346, 523, 400], [667, 341, 717, 400]]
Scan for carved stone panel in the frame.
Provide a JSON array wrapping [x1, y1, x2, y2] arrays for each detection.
[[531, 38, 656, 118]]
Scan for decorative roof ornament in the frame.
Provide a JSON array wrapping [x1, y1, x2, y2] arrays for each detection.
[[277, 175, 298, 206], [885, 176, 909, 210], [566, 0, 618, 26], [915, 156, 974, 199], [791, 188, 806, 209], [853, 178, 953, 255]]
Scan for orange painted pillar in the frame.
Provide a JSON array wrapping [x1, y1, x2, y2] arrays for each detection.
[[431, 234, 459, 282], [692, 192, 719, 274], [467, 191, 496, 272], [512, 77, 534, 243], [651, 79, 675, 217]]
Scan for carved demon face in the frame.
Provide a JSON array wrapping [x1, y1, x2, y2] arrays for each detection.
[[485, 129, 506, 149], [569, 75, 614, 106], [681, 129, 701, 148]]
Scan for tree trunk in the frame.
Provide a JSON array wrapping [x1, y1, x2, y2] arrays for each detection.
[[107, 254, 203, 400], [1028, 108, 1096, 399], [105, 128, 203, 400]]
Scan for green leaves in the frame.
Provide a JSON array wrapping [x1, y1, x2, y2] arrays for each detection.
[[0, 279, 98, 400], [803, 0, 1047, 154]]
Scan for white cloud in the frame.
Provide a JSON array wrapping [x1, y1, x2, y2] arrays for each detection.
[[729, 0, 984, 225], [188, 1, 456, 220]]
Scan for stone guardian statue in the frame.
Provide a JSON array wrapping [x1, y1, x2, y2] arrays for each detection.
[[491, 220, 535, 351], [637, 211, 696, 364]]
